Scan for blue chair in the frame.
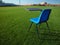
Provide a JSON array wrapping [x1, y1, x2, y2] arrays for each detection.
[[28, 9, 51, 38]]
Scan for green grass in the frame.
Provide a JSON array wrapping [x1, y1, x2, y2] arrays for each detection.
[[0, 6, 60, 45]]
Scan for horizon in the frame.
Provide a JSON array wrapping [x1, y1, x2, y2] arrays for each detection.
[[2, 0, 60, 5]]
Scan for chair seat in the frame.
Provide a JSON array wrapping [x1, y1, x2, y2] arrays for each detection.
[[30, 9, 51, 24], [30, 17, 39, 24]]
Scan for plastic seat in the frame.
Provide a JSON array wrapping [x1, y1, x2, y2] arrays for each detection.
[[28, 9, 52, 38]]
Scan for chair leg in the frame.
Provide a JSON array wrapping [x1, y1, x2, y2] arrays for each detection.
[[24, 22, 33, 43], [28, 22, 33, 32], [36, 24, 40, 39], [46, 22, 50, 33]]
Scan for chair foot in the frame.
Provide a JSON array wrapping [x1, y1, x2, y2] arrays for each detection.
[[24, 22, 33, 43], [46, 22, 50, 33], [28, 22, 33, 32], [36, 24, 40, 39]]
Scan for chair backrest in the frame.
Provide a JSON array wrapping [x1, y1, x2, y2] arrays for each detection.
[[39, 9, 51, 23]]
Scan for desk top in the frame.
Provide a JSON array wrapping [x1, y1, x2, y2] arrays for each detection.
[[27, 8, 42, 11]]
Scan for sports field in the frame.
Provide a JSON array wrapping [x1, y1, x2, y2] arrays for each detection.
[[0, 6, 60, 45]]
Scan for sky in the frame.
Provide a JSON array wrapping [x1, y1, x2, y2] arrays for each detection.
[[2, 0, 60, 5]]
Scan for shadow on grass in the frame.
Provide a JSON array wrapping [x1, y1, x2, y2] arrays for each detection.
[[23, 29, 60, 45]]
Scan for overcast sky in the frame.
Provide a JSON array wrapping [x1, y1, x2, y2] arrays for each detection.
[[2, 0, 60, 5]]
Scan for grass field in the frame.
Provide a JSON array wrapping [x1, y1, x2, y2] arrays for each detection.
[[0, 6, 60, 45]]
